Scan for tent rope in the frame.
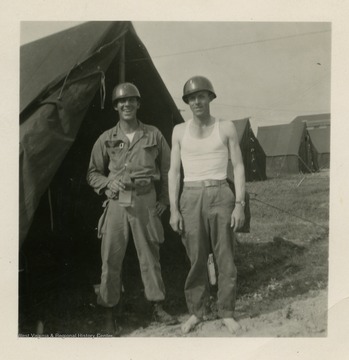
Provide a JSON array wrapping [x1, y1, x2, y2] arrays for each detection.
[[57, 65, 76, 100], [297, 155, 315, 173], [56, 35, 122, 103], [56, 71, 106, 109], [251, 196, 328, 230]]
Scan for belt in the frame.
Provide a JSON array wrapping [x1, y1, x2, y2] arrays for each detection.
[[123, 177, 153, 190], [184, 179, 227, 188]]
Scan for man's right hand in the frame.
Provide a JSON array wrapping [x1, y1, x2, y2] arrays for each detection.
[[105, 189, 118, 199], [169, 210, 184, 234], [108, 179, 126, 193]]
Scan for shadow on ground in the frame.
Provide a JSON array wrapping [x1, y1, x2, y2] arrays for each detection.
[[19, 232, 327, 337]]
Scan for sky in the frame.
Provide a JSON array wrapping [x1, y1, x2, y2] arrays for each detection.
[[20, 21, 331, 134]]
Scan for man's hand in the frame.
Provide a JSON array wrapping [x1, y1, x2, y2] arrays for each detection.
[[156, 201, 167, 217], [105, 189, 118, 199], [169, 210, 184, 234], [108, 179, 126, 193], [230, 206, 245, 232]]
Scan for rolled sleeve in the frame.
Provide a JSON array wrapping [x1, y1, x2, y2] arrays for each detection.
[[86, 136, 110, 195]]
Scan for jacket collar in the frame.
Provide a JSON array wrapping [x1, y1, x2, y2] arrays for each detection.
[[112, 120, 148, 148]]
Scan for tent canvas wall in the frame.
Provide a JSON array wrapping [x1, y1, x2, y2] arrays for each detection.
[[20, 21, 184, 250], [307, 127, 330, 169], [291, 113, 330, 169], [227, 118, 266, 182], [257, 122, 319, 177]]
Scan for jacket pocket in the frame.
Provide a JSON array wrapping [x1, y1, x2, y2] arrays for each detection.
[[97, 200, 110, 239], [105, 140, 125, 158], [142, 141, 159, 162]]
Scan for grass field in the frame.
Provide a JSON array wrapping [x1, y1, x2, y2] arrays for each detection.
[[245, 170, 329, 243], [234, 170, 329, 324]]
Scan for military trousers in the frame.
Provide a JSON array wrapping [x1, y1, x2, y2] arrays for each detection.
[[97, 186, 166, 307], [180, 180, 237, 318]]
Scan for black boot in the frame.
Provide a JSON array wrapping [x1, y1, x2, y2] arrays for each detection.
[[102, 307, 122, 337]]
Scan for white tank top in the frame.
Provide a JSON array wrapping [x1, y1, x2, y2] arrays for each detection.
[[181, 118, 228, 181]]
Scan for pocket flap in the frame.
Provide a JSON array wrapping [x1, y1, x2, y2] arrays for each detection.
[[143, 140, 157, 149], [105, 140, 125, 148]]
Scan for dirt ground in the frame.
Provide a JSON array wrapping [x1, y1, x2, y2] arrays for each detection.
[[128, 289, 327, 337]]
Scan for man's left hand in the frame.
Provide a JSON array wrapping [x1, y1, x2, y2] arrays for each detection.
[[156, 201, 167, 217], [230, 206, 245, 232]]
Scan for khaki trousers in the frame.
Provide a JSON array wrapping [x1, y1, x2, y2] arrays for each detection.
[[97, 187, 166, 307], [180, 181, 237, 318]]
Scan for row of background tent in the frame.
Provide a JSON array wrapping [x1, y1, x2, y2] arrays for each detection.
[[256, 113, 330, 178], [227, 112, 330, 182]]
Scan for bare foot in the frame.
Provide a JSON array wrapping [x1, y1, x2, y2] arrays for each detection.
[[222, 317, 241, 334], [181, 315, 201, 334]]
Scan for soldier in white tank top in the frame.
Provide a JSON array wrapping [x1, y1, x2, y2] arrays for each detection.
[[181, 118, 228, 181], [168, 76, 245, 335]]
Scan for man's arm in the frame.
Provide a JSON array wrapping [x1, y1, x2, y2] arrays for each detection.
[[156, 130, 171, 206], [86, 136, 110, 195], [87, 134, 129, 198], [220, 121, 246, 231], [168, 124, 184, 234]]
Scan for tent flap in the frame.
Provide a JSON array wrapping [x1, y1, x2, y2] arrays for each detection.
[[20, 74, 103, 245], [227, 118, 266, 182]]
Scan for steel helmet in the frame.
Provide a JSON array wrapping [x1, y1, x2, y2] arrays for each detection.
[[112, 82, 141, 105], [182, 76, 216, 104]]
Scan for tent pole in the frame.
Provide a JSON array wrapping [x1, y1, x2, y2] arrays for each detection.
[[119, 36, 125, 82]]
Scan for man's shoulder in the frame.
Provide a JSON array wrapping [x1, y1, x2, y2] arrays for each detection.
[[141, 123, 167, 143], [174, 121, 187, 129], [219, 119, 237, 134], [98, 127, 115, 140], [219, 118, 233, 128], [142, 123, 161, 134], [173, 121, 186, 134]]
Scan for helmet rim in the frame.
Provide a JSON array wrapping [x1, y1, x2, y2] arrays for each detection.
[[112, 82, 141, 105], [182, 76, 216, 104]]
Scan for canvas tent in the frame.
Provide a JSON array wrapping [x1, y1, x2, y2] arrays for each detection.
[[291, 113, 330, 169], [20, 21, 184, 249], [227, 118, 266, 182], [257, 122, 319, 177]]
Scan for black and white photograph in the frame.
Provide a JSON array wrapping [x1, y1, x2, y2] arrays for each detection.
[[19, 20, 330, 337], [2, 1, 349, 359]]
